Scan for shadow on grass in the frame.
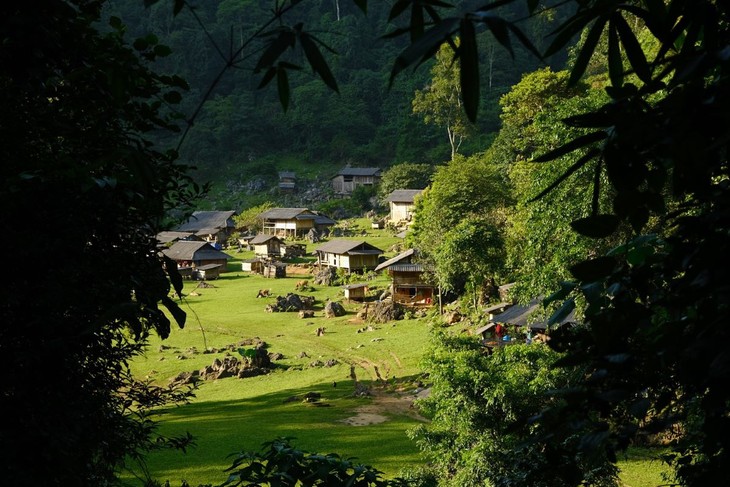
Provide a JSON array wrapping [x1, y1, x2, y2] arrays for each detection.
[[135, 376, 426, 485]]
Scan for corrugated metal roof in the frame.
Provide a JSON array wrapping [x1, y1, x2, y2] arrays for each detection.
[[162, 240, 232, 261], [335, 167, 382, 177], [386, 189, 423, 203], [491, 299, 541, 326], [315, 240, 383, 255], [490, 298, 575, 329], [259, 208, 313, 220], [279, 171, 296, 179], [176, 211, 236, 232], [387, 263, 424, 272], [375, 248, 415, 271]]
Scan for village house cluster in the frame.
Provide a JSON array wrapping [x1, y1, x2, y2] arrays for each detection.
[[156, 165, 564, 342]]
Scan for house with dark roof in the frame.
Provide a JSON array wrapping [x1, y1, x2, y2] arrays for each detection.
[[250, 234, 283, 259], [258, 208, 336, 238], [386, 189, 423, 224], [155, 231, 201, 245], [375, 248, 434, 306], [175, 210, 237, 244], [331, 167, 382, 196], [162, 240, 232, 272], [315, 240, 383, 273]]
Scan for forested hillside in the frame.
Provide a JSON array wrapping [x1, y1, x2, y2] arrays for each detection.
[[105, 0, 568, 192]]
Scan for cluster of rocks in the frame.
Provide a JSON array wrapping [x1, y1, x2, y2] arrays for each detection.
[[169, 344, 278, 387], [309, 358, 339, 368], [265, 293, 315, 312]]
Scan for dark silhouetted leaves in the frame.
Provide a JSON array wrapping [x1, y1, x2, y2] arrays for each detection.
[[570, 214, 620, 238], [459, 19, 479, 122], [569, 256, 616, 282]]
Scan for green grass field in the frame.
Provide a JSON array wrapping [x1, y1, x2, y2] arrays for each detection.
[[125, 223, 671, 486]]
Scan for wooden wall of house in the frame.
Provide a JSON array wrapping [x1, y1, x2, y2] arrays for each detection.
[[389, 202, 414, 222]]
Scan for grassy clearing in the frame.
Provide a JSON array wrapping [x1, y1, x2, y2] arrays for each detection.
[[126, 225, 670, 486], [126, 232, 432, 485], [616, 447, 674, 487]]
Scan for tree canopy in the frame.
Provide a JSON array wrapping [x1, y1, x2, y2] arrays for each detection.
[[390, 1, 730, 485], [1, 1, 196, 484]]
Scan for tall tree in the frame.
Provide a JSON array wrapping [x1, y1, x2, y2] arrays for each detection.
[[377, 162, 435, 203], [494, 69, 622, 302], [1, 1, 196, 484], [412, 42, 476, 161], [408, 153, 510, 295]]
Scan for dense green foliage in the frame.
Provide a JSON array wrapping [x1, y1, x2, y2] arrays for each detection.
[[377, 163, 435, 203], [411, 337, 618, 486], [103, 0, 565, 184], [412, 43, 477, 161], [497, 69, 622, 302], [1, 0, 197, 484], [387, 1, 730, 486], [408, 154, 510, 294], [221, 438, 411, 487]]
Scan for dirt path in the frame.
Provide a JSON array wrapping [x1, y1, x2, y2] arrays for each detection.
[[338, 384, 430, 426]]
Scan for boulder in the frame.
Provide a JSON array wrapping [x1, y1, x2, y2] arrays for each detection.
[[369, 300, 404, 323], [313, 267, 338, 286], [444, 311, 462, 325], [324, 301, 346, 318]]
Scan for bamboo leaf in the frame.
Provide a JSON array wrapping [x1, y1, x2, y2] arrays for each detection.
[[352, 0, 367, 14], [254, 30, 294, 73], [548, 298, 575, 326], [299, 33, 339, 92], [483, 14, 513, 58], [569, 256, 616, 282], [507, 22, 543, 61], [161, 295, 187, 329], [543, 281, 577, 306], [570, 15, 609, 85], [388, 0, 410, 21], [613, 13, 652, 83], [410, 3, 425, 41], [389, 17, 460, 85], [544, 11, 596, 58], [570, 214, 620, 238], [607, 17, 624, 87], [530, 148, 601, 202], [532, 132, 606, 162], [277, 67, 290, 110], [459, 19, 479, 122], [163, 255, 184, 297], [257, 66, 276, 88]]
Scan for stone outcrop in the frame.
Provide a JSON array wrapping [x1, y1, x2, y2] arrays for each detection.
[[324, 301, 346, 318], [368, 300, 404, 323]]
